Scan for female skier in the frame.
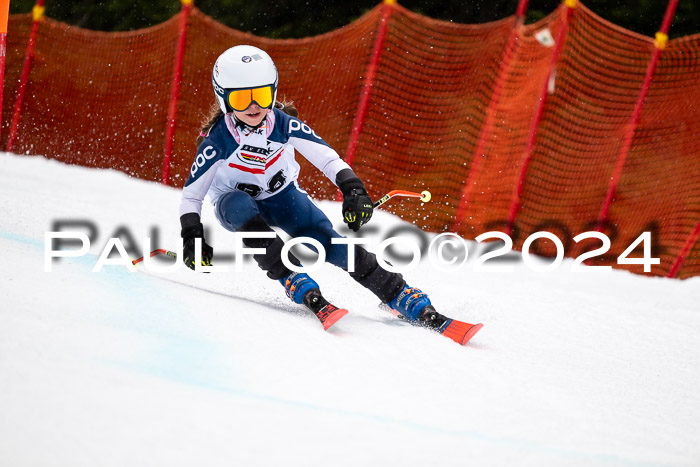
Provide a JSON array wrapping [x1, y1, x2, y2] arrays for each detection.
[[178, 45, 481, 344]]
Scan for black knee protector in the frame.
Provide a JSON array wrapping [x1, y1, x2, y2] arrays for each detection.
[[239, 214, 301, 280], [350, 246, 405, 303]]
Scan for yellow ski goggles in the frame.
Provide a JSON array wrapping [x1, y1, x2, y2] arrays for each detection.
[[226, 85, 275, 112]]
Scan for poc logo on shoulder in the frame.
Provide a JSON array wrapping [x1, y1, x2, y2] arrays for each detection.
[[289, 119, 321, 139], [190, 146, 217, 176]]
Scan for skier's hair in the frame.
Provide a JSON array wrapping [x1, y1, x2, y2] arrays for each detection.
[[196, 99, 298, 148]]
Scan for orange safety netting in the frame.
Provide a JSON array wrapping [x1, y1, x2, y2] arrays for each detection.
[[2, 2, 699, 278]]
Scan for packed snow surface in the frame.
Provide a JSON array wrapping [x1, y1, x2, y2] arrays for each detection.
[[1, 152, 699, 466]]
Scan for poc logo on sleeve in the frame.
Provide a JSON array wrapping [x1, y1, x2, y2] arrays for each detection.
[[190, 146, 217, 176], [288, 119, 321, 139]]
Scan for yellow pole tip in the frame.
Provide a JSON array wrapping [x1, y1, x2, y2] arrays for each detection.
[[420, 190, 431, 202], [384, 0, 397, 5], [655, 32, 668, 50], [32, 5, 45, 22]]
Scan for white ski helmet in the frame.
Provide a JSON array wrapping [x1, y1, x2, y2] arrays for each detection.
[[212, 45, 279, 114]]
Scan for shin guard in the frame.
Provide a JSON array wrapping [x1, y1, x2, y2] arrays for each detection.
[[349, 246, 405, 304], [239, 214, 301, 280]]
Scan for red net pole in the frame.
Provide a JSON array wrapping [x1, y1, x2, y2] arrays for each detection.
[[343, 0, 394, 169], [5, 0, 45, 153], [161, 0, 193, 186], [0, 0, 10, 138], [505, 0, 575, 235], [595, 0, 679, 232], [452, 0, 530, 230], [668, 219, 700, 278]]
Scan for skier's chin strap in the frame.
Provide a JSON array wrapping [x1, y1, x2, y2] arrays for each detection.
[[233, 112, 268, 132]]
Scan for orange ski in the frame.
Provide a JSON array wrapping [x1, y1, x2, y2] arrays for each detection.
[[314, 304, 349, 331], [440, 320, 484, 346], [380, 304, 483, 346]]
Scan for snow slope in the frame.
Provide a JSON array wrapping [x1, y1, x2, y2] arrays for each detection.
[[1, 152, 699, 467]]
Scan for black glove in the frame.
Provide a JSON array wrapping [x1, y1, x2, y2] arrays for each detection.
[[181, 222, 213, 270], [338, 175, 373, 232]]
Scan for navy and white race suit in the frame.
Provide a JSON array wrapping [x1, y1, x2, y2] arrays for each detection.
[[179, 107, 351, 218], [179, 107, 353, 268]]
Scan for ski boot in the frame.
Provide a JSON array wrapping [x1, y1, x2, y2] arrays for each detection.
[[387, 284, 483, 345], [280, 272, 348, 330]]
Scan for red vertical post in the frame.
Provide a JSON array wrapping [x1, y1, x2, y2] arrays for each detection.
[[335, 0, 394, 200], [451, 0, 530, 230], [505, 0, 575, 235], [667, 219, 700, 278], [0, 0, 10, 138], [5, 0, 45, 153], [344, 0, 394, 169], [595, 0, 679, 232], [161, 0, 193, 186]]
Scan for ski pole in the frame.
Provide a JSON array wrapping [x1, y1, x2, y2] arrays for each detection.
[[131, 249, 177, 265], [373, 189, 431, 209]]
